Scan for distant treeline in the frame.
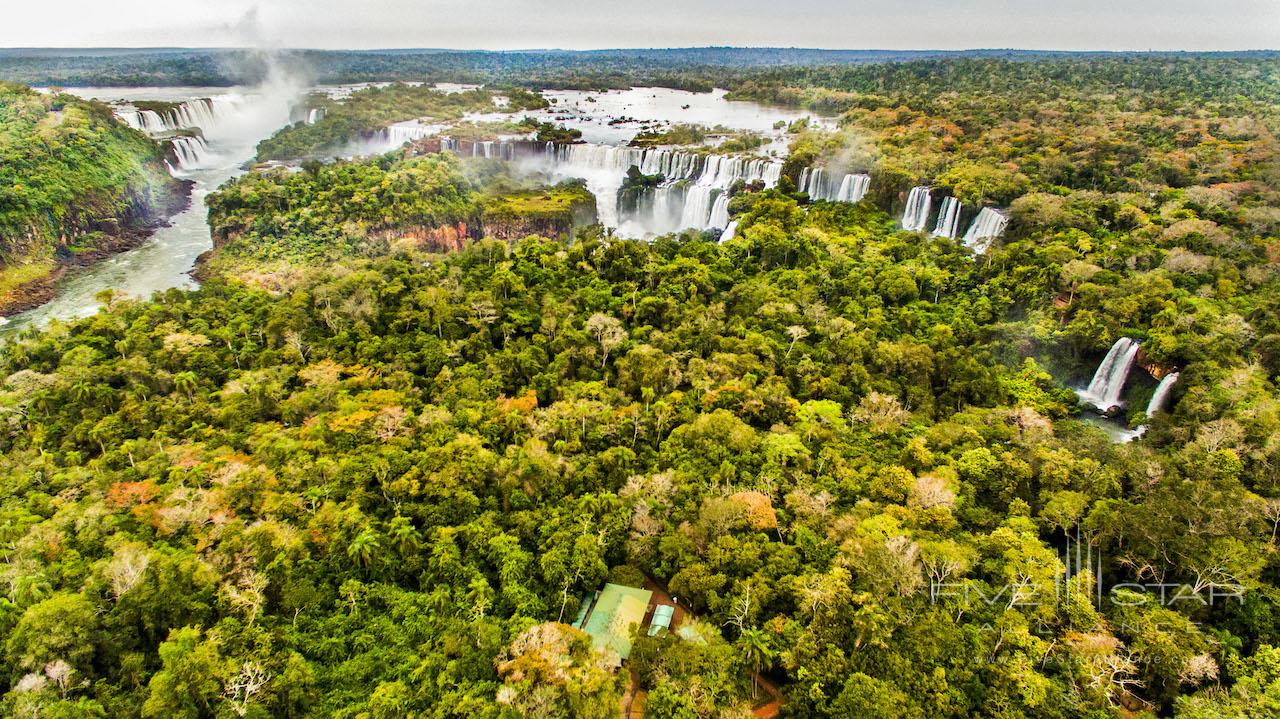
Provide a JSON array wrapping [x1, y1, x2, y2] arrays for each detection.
[[3, 47, 1278, 89]]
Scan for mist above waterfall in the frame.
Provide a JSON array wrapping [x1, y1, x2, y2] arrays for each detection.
[[209, 8, 310, 146]]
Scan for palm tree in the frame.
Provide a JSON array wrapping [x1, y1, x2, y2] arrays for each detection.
[[388, 515, 420, 557], [737, 627, 774, 699], [174, 372, 199, 404], [347, 529, 381, 572], [70, 381, 94, 403]]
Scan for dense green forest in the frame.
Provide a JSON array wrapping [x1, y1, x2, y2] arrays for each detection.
[[3, 48, 1277, 89], [203, 153, 596, 284], [1, 54, 1280, 719], [0, 82, 186, 315], [256, 84, 548, 162], [764, 57, 1280, 207], [0, 48, 1129, 88], [2, 182, 1279, 718]]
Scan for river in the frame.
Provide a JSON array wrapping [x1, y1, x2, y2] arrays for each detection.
[[0, 85, 296, 338], [1, 85, 823, 337]]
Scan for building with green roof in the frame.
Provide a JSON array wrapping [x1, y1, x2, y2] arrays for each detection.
[[572, 583, 653, 665]]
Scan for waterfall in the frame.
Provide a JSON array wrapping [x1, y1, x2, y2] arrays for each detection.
[[307, 107, 325, 124], [167, 135, 211, 171], [472, 141, 498, 158], [799, 168, 870, 203], [1145, 372, 1180, 416], [546, 142, 781, 233], [708, 192, 731, 229], [961, 207, 1010, 253], [720, 219, 739, 243], [385, 122, 442, 146], [1119, 371, 1181, 441], [799, 167, 814, 196], [932, 197, 962, 239], [835, 173, 870, 203], [1079, 338, 1141, 412], [121, 110, 168, 134], [901, 186, 932, 231], [118, 97, 239, 137]]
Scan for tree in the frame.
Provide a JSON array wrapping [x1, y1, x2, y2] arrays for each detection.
[[830, 673, 922, 719], [5, 593, 100, 676], [497, 623, 621, 719], [736, 627, 774, 698], [141, 627, 227, 719], [586, 313, 626, 369], [347, 528, 383, 572]]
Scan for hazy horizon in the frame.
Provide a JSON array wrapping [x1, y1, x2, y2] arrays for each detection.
[[3, 46, 1279, 53], [4, 1, 1278, 53]]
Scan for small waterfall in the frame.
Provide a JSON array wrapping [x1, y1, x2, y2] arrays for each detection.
[[1080, 338, 1141, 412], [798, 167, 815, 195], [679, 185, 718, 229], [121, 110, 168, 134], [835, 173, 870, 203], [931, 197, 962, 239], [167, 135, 211, 171], [720, 219, 739, 243], [708, 192, 731, 229], [1120, 371, 1181, 441], [961, 207, 1010, 253], [385, 122, 442, 146], [472, 141, 498, 158], [799, 168, 870, 203], [1145, 372, 1180, 416], [307, 107, 325, 124], [901, 186, 932, 231]]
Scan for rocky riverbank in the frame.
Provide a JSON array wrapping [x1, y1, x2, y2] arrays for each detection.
[[0, 179, 193, 317]]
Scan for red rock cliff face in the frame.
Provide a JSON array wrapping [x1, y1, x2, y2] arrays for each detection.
[[373, 223, 478, 252], [1136, 346, 1174, 379], [480, 216, 575, 241]]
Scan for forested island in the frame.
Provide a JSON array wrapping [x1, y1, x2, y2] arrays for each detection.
[[256, 85, 548, 161], [0, 51, 1279, 719]]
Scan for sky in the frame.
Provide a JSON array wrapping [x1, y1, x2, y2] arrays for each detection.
[[2, 0, 1278, 51]]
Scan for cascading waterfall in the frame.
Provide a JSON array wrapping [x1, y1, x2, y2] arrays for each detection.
[[1080, 338, 1141, 411], [708, 192, 731, 229], [546, 142, 781, 232], [467, 140, 516, 160], [719, 219, 739, 243], [307, 108, 325, 124], [798, 167, 871, 203], [680, 185, 718, 229], [549, 143, 707, 182], [167, 135, 211, 171], [654, 154, 781, 231], [121, 110, 169, 134], [1145, 372, 1180, 417], [835, 173, 871, 203], [1120, 371, 1181, 442], [932, 197, 962, 239], [798, 167, 819, 197], [118, 97, 239, 136], [961, 207, 1010, 253], [901, 186, 932, 231], [385, 122, 443, 146]]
